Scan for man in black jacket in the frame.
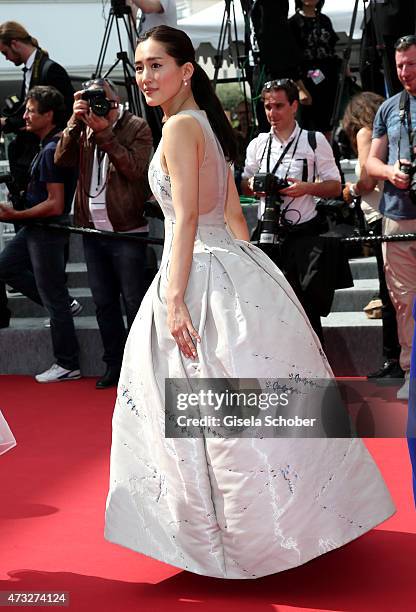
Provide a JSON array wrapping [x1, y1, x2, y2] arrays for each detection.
[[0, 21, 74, 328]]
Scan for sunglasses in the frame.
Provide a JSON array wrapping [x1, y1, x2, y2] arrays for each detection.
[[82, 77, 117, 92], [395, 35, 416, 49], [262, 79, 296, 91]]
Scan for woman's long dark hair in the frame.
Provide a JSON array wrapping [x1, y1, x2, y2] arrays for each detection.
[[342, 91, 384, 154], [139, 26, 236, 162]]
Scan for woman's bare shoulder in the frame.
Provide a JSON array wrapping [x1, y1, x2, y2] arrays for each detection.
[[357, 126, 372, 144], [163, 112, 204, 139]]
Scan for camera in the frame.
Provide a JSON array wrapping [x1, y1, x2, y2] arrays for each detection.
[[1, 95, 22, 118], [253, 173, 290, 246], [399, 128, 416, 205], [80, 88, 114, 117], [253, 172, 290, 196]]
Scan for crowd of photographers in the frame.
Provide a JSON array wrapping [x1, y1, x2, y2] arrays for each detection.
[[0, 14, 415, 400]]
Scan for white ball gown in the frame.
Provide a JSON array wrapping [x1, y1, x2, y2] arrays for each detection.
[[0, 410, 16, 456], [105, 109, 395, 579]]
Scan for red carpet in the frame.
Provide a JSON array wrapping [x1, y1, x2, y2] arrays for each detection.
[[0, 376, 414, 611]]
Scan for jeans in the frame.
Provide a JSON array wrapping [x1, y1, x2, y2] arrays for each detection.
[[83, 233, 147, 368], [0, 226, 79, 370], [0, 282, 10, 325]]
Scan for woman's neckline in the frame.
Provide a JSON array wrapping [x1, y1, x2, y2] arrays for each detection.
[[176, 109, 206, 114]]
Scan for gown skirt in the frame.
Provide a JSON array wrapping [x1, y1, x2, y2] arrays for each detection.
[[0, 410, 16, 456], [105, 109, 395, 579]]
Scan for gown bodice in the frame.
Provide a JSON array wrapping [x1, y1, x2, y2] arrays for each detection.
[[148, 109, 229, 228]]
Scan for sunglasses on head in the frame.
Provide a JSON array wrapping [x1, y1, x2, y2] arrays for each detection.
[[262, 79, 296, 91], [82, 78, 117, 91], [395, 35, 416, 49]]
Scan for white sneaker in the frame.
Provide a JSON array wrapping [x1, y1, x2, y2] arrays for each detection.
[[44, 299, 83, 328], [397, 371, 410, 400], [70, 299, 83, 316], [35, 363, 81, 383]]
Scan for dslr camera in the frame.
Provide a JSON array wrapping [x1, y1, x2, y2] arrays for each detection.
[[1, 94, 22, 118], [252, 172, 290, 196], [253, 172, 290, 246], [399, 128, 416, 205], [81, 88, 116, 117]]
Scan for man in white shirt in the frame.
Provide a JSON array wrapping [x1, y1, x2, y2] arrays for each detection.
[[243, 78, 342, 341]]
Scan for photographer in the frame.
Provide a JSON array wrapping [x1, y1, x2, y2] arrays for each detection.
[[0, 21, 74, 196], [0, 21, 75, 329], [0, 86, 79, 383], [242, 79, 342, 342], [367, 35, 416, 400], [55, 78, 152, 389]]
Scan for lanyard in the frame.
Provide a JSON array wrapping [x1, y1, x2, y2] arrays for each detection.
[[259, 128, 303, 178], [96, 148, 106, 186], [398, 90, 415, 162]]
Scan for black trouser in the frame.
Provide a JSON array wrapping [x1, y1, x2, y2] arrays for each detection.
[[0, 226, 79, 370], [83, 233, 147, 369], [256, 218, 326, 344], [0, 282, 10, 325]]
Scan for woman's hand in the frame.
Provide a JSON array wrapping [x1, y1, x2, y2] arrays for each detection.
[[342, 182, 354, 204], [167, 298, 200, 359]]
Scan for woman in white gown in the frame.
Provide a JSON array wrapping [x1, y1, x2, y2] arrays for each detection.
[[105, 26, 395, 579], [0, 410, 16, 456]]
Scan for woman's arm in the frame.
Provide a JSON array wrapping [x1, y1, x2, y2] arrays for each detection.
[[224, 167, 250, 240], [355, 127, 378, 194], [163, 114, 203, 359], [343, 127, 379, 202]]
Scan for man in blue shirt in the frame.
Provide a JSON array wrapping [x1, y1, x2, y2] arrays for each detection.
[[0, 85, 80, 382], [367, 35, 416, 400]]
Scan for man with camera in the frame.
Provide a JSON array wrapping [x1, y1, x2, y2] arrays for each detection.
[[0, 21, 75, 329], [55, 78, 152, 389], [0, 86, 80, 382], [242, 79, 342, 342], [0, 21, 74, 200], [367, 34, 416, 400]]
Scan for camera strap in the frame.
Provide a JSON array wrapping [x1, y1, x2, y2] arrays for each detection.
[[258, 133, 295, 178], [398, 90, 415, 163]]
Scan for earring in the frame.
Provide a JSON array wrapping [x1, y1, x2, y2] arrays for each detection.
[[184, 80, 188, 87]]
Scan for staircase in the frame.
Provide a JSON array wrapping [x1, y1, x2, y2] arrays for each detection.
[[0, 217, 383, 377], [323, 256, 381, 376]]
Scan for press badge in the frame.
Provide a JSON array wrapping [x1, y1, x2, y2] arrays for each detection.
[[307, 69, 325, 85]]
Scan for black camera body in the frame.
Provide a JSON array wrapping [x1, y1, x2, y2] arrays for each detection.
[[81, 88, 113, 117], [253, 173, 291, 247], [399, 128, 416, 204], [1, 95, 22, 118], [253, 172, 290, 196]]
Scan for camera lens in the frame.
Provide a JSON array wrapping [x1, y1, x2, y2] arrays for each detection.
[[90, 99, 111, 117]]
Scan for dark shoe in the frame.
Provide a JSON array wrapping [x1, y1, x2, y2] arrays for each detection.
[[367, 359, 405, 380], [96, 366, 120, 389], [0, 312, 10, 329]]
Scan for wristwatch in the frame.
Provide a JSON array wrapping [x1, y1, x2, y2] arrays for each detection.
[[349, 183, 359, 198]]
